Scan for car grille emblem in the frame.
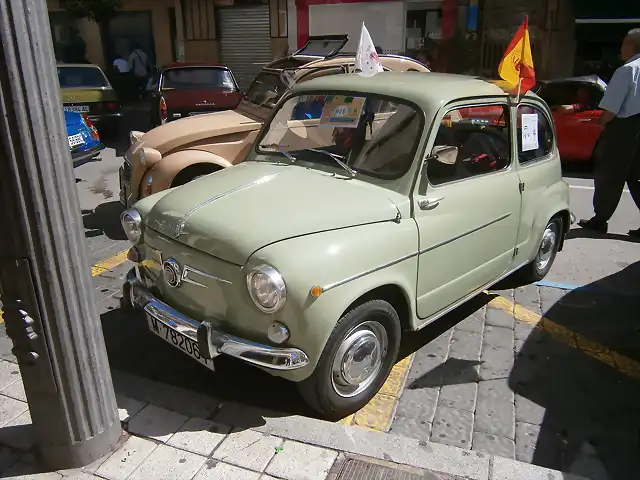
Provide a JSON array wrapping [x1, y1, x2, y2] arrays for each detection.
[[162, 258, 182, 288]]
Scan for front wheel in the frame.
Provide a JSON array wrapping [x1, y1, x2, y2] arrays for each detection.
[[297, 300, 401, 420], [518, 217, 563, 282]]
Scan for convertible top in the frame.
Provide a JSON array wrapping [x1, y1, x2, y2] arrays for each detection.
[[538, 75, 607, 90]]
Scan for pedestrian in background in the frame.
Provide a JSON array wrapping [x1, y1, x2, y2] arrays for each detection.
[[128, 44, 153, 100], [578, 28, 640, 238], [112, 54, 132, 102]]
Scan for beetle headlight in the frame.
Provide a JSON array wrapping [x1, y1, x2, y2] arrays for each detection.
[[246, 264, 286, 313], [120, 209, 143, 244]]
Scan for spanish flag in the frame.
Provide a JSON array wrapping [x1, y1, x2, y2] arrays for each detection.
[[497, 16, 536, 93]]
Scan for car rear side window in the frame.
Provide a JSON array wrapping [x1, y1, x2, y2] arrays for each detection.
[[427, 104, 511, 186], [516, 105, 554, 165]]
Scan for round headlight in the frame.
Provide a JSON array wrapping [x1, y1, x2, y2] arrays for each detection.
[[120, 209, 142, 244], [246, 264, 286, 313]]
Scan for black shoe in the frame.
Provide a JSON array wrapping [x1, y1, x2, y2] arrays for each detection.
[[629, 228, 640, 239], [578, 218, 608, 234]]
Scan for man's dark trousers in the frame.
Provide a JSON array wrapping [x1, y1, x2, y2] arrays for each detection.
[[592, 115, 640, 223]]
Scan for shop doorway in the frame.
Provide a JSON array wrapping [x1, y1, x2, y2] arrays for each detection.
[[103, 11, 156, 70]]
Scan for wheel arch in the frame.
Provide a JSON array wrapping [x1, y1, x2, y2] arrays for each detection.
[[340, 283, 414, 333]]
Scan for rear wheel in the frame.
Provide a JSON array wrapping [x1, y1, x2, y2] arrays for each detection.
[[297, 300, 401, 420], [517, 217, 563, 282]]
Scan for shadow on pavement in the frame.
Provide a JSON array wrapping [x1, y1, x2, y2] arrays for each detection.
[[565, 227, 640, 244], [82, 202, 126, 240], [101, 105, 152, 157], [509, 261, 640, 480]]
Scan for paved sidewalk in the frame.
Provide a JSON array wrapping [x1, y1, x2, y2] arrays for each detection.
[[0, 359, 589, 480]]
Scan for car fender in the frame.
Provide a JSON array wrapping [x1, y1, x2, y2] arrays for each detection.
[[143, 149, 233, 198], [247, 219, 419, 382]]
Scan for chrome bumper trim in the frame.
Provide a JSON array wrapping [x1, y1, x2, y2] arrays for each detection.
[[123, 272, 309, 371], [570, 212, 576, 225]]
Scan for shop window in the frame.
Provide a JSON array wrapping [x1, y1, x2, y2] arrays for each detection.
[[184, 0, 216, 40], [270, 0, 287, 38]]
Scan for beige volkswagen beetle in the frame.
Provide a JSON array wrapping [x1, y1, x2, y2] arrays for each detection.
[[118, 36, 429, 207], [121, 71, 573, 419]]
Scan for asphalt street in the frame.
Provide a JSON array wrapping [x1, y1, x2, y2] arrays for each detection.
[[1, 122, 639, 480]]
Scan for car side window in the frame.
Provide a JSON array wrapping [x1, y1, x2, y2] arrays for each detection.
[[516, 105, 554, 165], [426, 104, 511, 187]]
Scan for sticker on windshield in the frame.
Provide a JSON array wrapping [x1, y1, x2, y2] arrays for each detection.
[[521, 113, 539, 151], [319, 95, 366, 128]]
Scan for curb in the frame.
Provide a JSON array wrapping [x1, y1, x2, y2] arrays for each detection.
[[111, 369, 590, 480]]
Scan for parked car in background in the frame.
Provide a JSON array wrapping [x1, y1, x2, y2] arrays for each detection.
[[119, 35, 430, 207], [147, 63, 243, 127], [66, 111, 104, 165], [535, 75, 606, 162], [58, 63, 122, 139], [120, 72, 572, 418]]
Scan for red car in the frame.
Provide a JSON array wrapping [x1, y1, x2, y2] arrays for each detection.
[[535, 76, 607, 162], [147, 63, 243, 127]]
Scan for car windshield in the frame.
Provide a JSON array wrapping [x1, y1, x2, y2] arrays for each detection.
[[245, 71, 290, 108], [57, 66, 109, 88], [257, 92, 422, 180], [161, 68, 237, 90]]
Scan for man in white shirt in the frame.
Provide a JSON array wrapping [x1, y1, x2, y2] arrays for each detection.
[[128, 46, 152, 99], [113, 55, 129, 73], [578, 28, 640, 238]]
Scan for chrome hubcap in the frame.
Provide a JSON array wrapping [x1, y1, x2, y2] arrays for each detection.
[[536, 223, 558, 271], [331, 320, 388, 398]]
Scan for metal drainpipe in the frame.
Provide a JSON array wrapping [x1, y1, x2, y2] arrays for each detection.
[[0, 0, 122, 470]]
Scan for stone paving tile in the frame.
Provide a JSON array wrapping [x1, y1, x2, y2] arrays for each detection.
[[471, 432, 515, 459], [387, 415, 431, 442], [1, 379, 26, 402], [0, 410, 35, 450], [482, 325, 514, 352], [0, 360, 20, 391], [538, 287, 565, 314], [167, 418, 231, 457], [448, 330, 482, 362], [438, 383, 477, 412], [513, 285, 541, 314], [514, 395, 546, 426], [0, 394, 28, 428], [514, 320, 539, 341], [430, 406, 473, 449], [95, 436, 157, 480], [264, 440, 337, 480], [452, 307, 485, 333], [128, 443, 207, 480], [193, 461, 261, 480], [212, 429, 282, 472], [479, 344, 514, 381], [115, 394, 147, 422], [395, 386, 440, 422], [485, 306, 515, 329], [474, 396, 515, 440], [476, 379, 514, 405], [0, 445, 19, 473], [127, 404, 188, 443]]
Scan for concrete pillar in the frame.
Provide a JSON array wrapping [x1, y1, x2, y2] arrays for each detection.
[[175, 0, 186, 61], [0, 0, 121, 470]]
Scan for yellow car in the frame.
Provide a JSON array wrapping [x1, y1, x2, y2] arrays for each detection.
[[58, 63, 122, 139]]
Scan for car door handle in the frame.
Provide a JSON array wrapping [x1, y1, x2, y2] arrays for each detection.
[[418, 197, 443, 210], [577, 118, 593, 122]]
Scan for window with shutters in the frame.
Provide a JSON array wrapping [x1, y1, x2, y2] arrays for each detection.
[[270, 0, 287, 38], [183, 0, 216, 40]]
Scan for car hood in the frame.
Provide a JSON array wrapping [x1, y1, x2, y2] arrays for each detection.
[[143, 162, 401, 265], [134, 109, 261, 155]]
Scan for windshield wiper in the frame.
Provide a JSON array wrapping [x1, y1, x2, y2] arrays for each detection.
[[305, 148, 357, 177], [259, 143, 296, 162]]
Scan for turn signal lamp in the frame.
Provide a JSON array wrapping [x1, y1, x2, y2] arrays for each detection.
[[159, 97, 168, 124], [310, 286, 323, 298]]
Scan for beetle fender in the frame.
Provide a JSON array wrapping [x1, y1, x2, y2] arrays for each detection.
[[144, 150, 233, 198]]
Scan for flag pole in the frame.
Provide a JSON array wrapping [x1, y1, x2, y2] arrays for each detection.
[[516, 78, 523, 103]]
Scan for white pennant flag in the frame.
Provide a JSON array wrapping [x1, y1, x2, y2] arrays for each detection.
[[354, 23, 383, 77]]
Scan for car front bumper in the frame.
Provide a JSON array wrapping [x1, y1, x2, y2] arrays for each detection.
[[122, 268, 310, 372]]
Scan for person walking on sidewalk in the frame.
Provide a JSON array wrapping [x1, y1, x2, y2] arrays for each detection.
[[578, 28, 640, 238], [128, 44, 153, 100]]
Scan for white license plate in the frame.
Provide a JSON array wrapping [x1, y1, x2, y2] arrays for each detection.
[[65, 105, 90, 113], [68, 133, 85, 148], [146, 313, 215, 371]]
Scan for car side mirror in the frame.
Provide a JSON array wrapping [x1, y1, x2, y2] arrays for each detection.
[[428, 145, 459, 165]]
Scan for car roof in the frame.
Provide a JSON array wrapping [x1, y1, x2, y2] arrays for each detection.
[[57, 63, 104, 69], [290, 72, 514, 110], [161, 62, 229, 70]]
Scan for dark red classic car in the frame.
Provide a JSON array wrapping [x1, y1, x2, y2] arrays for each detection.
[[147, 62, 243, 127]]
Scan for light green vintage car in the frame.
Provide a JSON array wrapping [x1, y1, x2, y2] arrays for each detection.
[[120, 72, 572, 419]]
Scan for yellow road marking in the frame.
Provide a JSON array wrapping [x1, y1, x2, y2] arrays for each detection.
[[488, 294, 640, 381], [0, 249, 130, 324]]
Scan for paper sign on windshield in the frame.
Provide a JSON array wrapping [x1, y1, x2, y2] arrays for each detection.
[[319, 95, 366, 128], [521, 113, 539, 151]]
